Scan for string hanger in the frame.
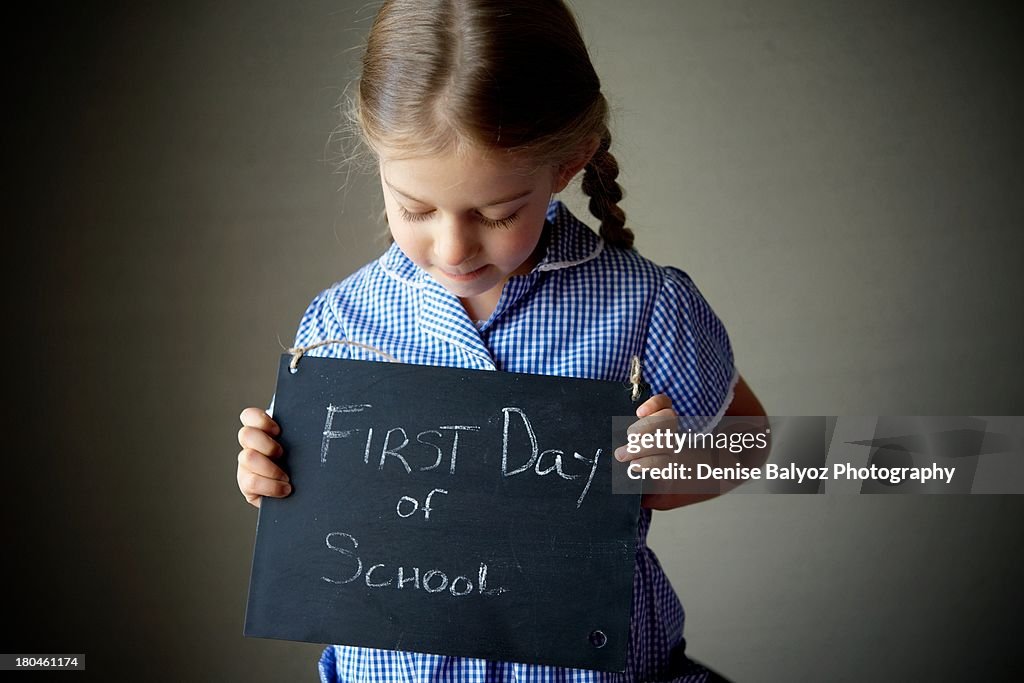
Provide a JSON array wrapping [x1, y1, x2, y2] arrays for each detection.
[[629, 355, 644, 401], [287, 339, 399, 372], [288, 342, 645, 404]]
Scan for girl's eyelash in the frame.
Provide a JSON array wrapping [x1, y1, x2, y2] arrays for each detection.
[[482, 212, 519, 229], [398, 206, 519, 229], [398, 206, 433, 222]]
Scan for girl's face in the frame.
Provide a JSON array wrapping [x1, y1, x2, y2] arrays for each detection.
[[379, 146, 571, 319]]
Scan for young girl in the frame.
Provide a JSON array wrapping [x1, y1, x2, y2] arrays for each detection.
[[237, 1, 764, 681]]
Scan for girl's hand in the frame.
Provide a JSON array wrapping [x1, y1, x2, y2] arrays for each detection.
[[614, 393, 718, 509], [614, 393, 682, 481], [236, 407, 291, 508]]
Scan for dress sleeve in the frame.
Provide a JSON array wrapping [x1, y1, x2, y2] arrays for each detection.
[[293, 287, 348, 355], [641, 267, 738, 429], [267, 288, 348, 416]]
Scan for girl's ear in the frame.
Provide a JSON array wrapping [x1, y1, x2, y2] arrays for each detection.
[[553, 136, 601, 192]]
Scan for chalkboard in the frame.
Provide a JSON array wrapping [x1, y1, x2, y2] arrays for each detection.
[[244, 355, 643, 672]]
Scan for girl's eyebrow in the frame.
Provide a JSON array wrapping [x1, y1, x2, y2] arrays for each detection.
[[384, 180, 533, 207]]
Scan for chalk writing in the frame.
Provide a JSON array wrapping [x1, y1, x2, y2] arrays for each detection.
[[320, 404, 601, 508], [321, 410, 480, 475], [501, 407, 602, 508], [322, 531, 508, 597], [396, 488, 448, 520], [321, 404, 372, 465]]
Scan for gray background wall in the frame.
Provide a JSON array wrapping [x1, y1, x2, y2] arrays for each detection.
[[10, 1, 1022, 680]]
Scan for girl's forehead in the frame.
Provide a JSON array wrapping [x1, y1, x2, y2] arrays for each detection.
[[378, 144, 540, 172], [380, 147, 548, 183], [378, 148, 552, 204]]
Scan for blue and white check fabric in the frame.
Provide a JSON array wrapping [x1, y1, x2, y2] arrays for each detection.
[[295, 200, 738, 682]]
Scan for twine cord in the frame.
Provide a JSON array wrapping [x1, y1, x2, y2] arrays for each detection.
[[290, 342, 644, 403], [288, 339, 399, 371], [629, 355, 643, 401]]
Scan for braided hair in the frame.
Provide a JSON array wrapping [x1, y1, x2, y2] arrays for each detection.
[[581, 130, 633, 249]]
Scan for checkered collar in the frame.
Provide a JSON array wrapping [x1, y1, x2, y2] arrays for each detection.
[[374, 201, 604, 365], [535, 200, 605, 271]]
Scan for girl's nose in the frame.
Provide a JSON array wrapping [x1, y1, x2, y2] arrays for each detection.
[[434, 218, 479, 268]]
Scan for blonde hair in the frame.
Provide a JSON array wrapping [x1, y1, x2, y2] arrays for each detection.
[[352, 0, 633, 248]]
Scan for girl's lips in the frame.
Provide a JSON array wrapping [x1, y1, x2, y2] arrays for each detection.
[[439, 264, 489, 282]]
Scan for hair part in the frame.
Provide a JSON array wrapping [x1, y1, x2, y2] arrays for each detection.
[[351, 0, 632, 248]]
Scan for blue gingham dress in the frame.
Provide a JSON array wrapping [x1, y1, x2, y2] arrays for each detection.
[[293, 200, 738, 682]]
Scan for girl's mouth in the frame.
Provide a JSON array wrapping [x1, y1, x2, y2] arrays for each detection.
[[439, 265, 489, 282]]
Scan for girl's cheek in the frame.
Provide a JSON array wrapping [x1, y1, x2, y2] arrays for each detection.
[[388, 225, 421, 262], [517, 228, 545, 254]]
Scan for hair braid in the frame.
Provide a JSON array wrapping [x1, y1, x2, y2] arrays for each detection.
[[581, 130, 633, 249]]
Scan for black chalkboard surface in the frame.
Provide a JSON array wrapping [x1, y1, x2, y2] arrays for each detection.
[[244, 355, 643, 672]]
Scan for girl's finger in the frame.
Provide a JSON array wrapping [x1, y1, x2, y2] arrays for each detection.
[[237, 449, 289, 482], [237, 468, 293, 504], [618, 408, 685, 461], [237, 425, 284, 457], [627, 408, 679, 437], [239, 407, 281, 435], [636, 393, 672, 417]]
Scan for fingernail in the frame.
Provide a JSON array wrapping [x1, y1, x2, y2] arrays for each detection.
[[284, 484, 293, 494]]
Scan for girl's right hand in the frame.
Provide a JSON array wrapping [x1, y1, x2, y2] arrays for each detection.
[[236, 407, 292, 508]]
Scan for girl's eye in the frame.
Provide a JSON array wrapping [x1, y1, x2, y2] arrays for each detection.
[[479, 212, 519, 230], [398, 205, 519, 229], [398, 206, 433, 222]]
